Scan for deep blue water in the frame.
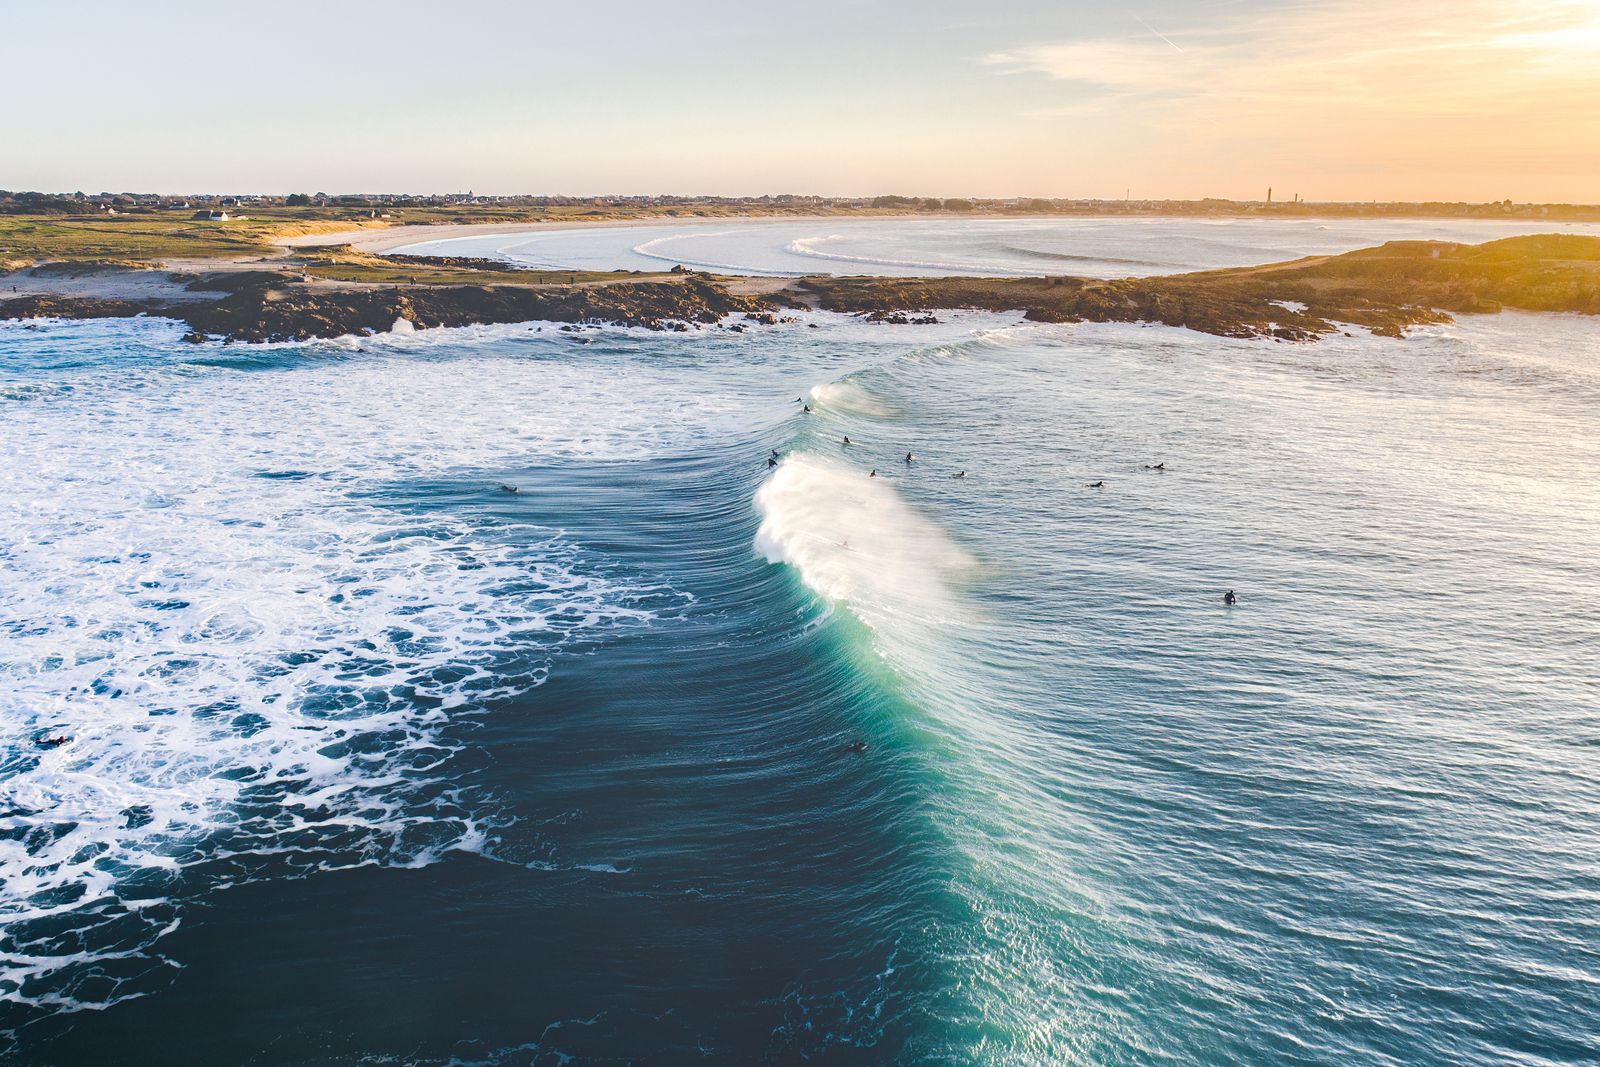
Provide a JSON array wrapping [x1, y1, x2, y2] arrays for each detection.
[[1, 297, 1598, 1064]]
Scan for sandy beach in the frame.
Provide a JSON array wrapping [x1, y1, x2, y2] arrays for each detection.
[[275, 213, 964, 255]]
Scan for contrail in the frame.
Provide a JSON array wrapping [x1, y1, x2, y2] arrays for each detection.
[[1132, 13, 1185, 53]]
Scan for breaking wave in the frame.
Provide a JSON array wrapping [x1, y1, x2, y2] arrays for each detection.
[[630, 234, 808, 277], [806, 378, 899, 418], [753, 453, 974, 633], [992, 244, 1168, 269], [785, 236, 1034, 277]]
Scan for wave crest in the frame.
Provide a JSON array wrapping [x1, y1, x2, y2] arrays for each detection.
[[754, 454, 974, 631]]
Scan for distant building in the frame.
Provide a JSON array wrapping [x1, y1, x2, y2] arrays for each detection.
[[193, 210, 231, 221]]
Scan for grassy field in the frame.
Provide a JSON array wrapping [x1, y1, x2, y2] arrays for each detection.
[[0, 201, 883, 270], [0, 215, 662, 286], [0, 214, 288, 265]]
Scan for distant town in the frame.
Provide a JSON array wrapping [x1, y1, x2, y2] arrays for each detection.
[[3, 190, 1598, 222]]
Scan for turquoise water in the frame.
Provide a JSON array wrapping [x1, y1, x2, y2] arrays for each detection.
[[2, 295, 1600, 1062]]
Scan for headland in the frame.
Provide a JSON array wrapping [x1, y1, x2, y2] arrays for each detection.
[[4, 194, 1599, 343]]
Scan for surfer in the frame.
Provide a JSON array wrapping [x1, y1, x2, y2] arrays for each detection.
[[767, 457, 777, 468], [842, 739, 867, 755], [1087, 480, 1105, 488], [1144, 462, 1165, 470], [803, 404, 813, 414], [35, 734, 70, 749], [843, 436, 852, 445], [952, 470, 966, 478], [869, 469, 877, 478], [497, 483, 521, 495], [1223, 589, 1237, 605], [905, 452, 915, 464]]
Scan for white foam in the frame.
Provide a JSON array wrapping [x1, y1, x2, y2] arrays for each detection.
[[753, 453, 974, 633], [0, 318, 753, 1013], [785, 235, 1034, 277], [629, 233, 808, 277]]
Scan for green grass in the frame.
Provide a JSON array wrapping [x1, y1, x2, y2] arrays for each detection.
[[0, 201, 859, 269], [0, 215, 282, 263]]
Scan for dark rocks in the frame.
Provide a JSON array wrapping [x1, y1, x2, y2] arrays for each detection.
[[168, 275, 779, 343], [7, 234, 1597, 347], [798, 234, 1600, 342], [0, 295, 155, 321], [861, 310, 940, 325]]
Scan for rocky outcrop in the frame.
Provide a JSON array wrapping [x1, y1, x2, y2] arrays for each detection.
[[6, 235, 1598, 345], [3, 274, 783, 343], [800, 234, 1600, 340], [0, 294, 160, 321]]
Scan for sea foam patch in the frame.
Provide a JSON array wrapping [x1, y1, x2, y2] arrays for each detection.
[[0, 321, 733, 1017], [754, 452, 974, 635]]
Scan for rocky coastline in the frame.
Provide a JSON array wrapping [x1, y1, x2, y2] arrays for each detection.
[[3, 234, 1597, 344], [799, 234, 1600, 341], [1, 271, 788, 343]]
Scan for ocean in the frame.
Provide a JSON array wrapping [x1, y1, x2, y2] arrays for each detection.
[[389, 214, 1600, 278], [2, 219, 1598, 1064]]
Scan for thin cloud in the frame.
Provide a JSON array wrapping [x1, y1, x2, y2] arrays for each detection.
[[982, 0, 1600, 177], [985, 0, 1600, 114]]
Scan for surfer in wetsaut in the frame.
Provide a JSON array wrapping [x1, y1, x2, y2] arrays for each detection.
[[1223, 589, 1238, 605], [905, 452, 915, 464]]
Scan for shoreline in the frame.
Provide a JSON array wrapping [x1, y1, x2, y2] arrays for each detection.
[[281, 212, 1022, 255], [3, 234, 1598, 345], [283, 211, 1596, 257]]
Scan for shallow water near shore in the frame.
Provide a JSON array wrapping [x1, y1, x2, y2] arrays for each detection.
[[392, 214, 1600, 277], [3, 227, 1600, 1063]]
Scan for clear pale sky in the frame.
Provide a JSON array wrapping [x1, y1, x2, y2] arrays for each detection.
[[6, 0, 1598, 201]]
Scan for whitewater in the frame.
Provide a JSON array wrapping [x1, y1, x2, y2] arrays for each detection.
[[3, 218, 1599, 1065]]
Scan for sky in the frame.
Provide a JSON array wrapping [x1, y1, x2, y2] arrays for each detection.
[[5, 0, 1599, 201]]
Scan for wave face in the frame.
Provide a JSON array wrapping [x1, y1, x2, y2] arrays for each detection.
[[745, 314, 1600, 1065], [6, 275, 1600, 1066], [755, 452, 974, 632]]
